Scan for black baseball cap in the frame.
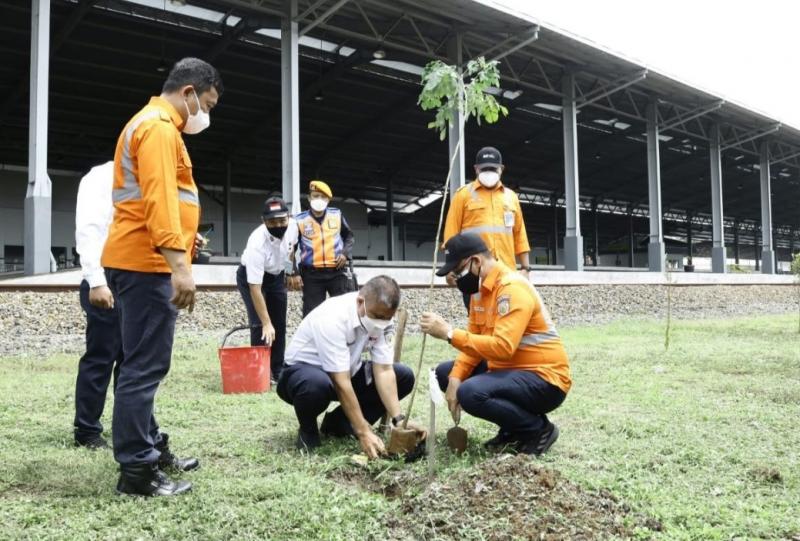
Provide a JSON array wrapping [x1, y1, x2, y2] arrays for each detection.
[[436, 233, 489, 276], [475, 146, 502, 169], [262, 197, 289, 219]]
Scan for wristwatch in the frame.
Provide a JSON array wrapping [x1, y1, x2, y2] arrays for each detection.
[[446, 328, 453, 344], [391, 414, 406, 426]]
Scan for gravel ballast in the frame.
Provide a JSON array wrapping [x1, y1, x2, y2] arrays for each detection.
[[1, 284, 796, 357]]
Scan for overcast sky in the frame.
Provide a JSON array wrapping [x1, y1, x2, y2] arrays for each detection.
[[492, 0, 800, 130]]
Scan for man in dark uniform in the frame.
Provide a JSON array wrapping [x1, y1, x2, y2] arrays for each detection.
[[287, 180, 355, 317]]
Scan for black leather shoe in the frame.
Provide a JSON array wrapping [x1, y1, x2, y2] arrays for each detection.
[[155, 433, 200, 472], [295, 427, 322, 452], [483, 429, 518, 450], [320, 413, 354, 438], [116, 463, 192, 497], [75, 434, 109, 450], [516, 423, 560, 456]]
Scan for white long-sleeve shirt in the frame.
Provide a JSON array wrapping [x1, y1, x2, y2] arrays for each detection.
[[75, 161, 115, 288]]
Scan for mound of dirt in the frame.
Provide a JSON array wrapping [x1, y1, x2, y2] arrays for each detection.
[[373, 454, 661, 541]]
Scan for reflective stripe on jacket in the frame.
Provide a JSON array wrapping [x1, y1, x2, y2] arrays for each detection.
[[443, 180, 530, 269], [449, 262, 571, 393], [101, 96, 200, 273]]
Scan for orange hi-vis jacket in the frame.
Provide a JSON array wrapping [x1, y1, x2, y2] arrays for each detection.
[[449, 262, 571, 393], [296, 208, 348, 269], [443, 180, 530, 270], [101, 97, 200, 273]]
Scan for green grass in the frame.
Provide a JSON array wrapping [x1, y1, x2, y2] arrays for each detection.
[[1, 315, 799, 540]]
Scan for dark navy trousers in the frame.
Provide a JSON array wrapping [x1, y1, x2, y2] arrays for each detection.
[[106, 269, 174, 466], [435, 360, 566, 436], [73, 279, 122, 442], [236, 265, 287, 380], [299, 267, 349, 317], [277, 362, 415, 434]]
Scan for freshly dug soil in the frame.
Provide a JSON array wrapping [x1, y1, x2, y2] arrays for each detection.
[[332, 454, 662, 540]]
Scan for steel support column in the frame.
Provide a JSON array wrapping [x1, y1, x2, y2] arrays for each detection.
[[733, 220, 740, 264], [709, 124, 727, 273], [754, 228, 760, 271], [223, 159, 232, 256], [646, 101, 665, 271], [447, 33, 466, 198], [628, 211, 635, 267], [562, 73, 583, 271], [281, 0, 301, 214], [400, 219, 406, 261], [759, 143, 775, 273], [545, 236, 551, 266], [25, 0, 52, 275], [686, 211, 693, 262], [551, 198, 558, 266], [592, 197, 599, 266], [386, 179, 394, 261]]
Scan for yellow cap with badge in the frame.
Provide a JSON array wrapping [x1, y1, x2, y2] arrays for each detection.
[[309, 180, 332, 199]]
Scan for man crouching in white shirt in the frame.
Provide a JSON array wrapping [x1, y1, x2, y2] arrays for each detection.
[[277, 275, 427, 458]]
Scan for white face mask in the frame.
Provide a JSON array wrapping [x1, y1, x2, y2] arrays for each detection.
[[183, 90, 210, 135], [309, 198, 328, 213], [478, 170, 501, 188], [359, 300, 393, 334], [361, 315, 392, 334]]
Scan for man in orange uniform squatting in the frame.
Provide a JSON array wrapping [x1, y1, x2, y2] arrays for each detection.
[[101, 57, 222, 496], [443, 147, 531, 310], [420, 233, 571, 455], [287, 180, 355, 317]]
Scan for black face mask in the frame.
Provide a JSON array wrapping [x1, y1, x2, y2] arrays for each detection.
[[267, 226, 288, 239], [455, 259, 480, 296]]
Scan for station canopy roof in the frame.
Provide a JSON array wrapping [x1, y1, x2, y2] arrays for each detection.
[[2, 0, 798, 249]]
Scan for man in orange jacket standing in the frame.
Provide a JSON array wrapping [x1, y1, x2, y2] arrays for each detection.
[[443, 147, 531, 309], [101, 58, 222, 496], [420, 233, 570, 456]]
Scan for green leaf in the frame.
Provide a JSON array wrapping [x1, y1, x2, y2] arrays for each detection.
[[418, 56, 509, 138]]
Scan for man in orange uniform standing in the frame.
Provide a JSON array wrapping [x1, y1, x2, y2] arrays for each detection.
[[443, 147, 531, 309], [288, 180, 355, 317], [420, 233, 570, 455], [101, 58, 222, 496]]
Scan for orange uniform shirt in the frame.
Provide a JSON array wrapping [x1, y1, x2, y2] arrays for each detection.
[[443, 180, 530, 270], [101, 97, 200, 273], [449, 262, 572, 393]]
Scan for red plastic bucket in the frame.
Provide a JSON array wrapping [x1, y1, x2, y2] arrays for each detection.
[[218, 326, 271, 394]]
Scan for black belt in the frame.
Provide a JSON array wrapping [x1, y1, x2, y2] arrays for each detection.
[[300, 266, 341, 273]]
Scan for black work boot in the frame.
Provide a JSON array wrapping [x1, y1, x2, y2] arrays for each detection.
[[320, 413, 355, 438], [516, 422, 560, 456], [116, 463, 192, 497], [75, 433, 109, 450], [483, 429, 518, 450], [295, 426, 322, 452], [155, 433, 200, 472]]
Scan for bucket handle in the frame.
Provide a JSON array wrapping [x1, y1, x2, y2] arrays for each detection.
[[220, 324, 261, 349]]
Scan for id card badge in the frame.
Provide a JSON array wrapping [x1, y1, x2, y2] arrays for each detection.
[[503, 211, 515, 228]]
